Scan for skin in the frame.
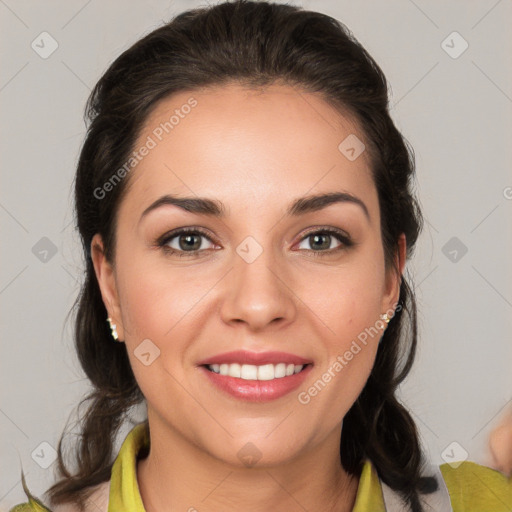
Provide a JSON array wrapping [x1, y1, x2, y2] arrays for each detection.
[[489, 406, 512, 476], [91, 83, 406, 512]]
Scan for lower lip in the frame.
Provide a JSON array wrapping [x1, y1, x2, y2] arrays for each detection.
[[200, 365, 313, 402]]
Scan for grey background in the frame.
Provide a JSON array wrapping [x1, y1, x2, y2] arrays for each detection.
[[1, 0, 511, 509]]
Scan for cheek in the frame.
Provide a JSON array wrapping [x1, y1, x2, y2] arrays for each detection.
[[298, 250, 385, 414], [311, 249, 386, 342], [115, 252, 206, 341], [114, 257, 198, 408]]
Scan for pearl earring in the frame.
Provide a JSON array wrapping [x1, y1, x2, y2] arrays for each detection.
[[380, 313, 390, 324], [107, 317, 119, 341]]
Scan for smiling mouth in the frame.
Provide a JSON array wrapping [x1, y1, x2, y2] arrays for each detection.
[[204, 362, 310, 381]]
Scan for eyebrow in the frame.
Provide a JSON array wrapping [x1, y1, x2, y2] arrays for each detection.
[[139, 191, 370, 223]]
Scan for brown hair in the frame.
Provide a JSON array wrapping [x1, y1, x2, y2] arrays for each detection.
[[45, 1, 434, 510]]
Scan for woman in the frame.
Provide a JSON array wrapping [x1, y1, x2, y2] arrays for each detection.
[[10, 1, 511, 511]]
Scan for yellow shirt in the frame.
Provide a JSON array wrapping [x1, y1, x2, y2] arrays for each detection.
[[10, 422, 512, 511]]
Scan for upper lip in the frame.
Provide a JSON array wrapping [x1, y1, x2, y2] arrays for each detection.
[[197, 350, 313, 366]]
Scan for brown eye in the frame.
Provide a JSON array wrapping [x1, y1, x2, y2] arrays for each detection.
[[158, 228, 216, 257], [296, 228, 353, 256], [175, 233, 203, 251], [303, 233, 337, 251]]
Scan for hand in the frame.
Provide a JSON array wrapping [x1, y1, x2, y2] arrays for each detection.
[[489, 405, 512, 477]]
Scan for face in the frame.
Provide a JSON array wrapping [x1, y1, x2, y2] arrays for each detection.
[[92, 83, 404, 468]]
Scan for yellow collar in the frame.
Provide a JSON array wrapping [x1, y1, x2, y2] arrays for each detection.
[[108, 422, 385, 511]]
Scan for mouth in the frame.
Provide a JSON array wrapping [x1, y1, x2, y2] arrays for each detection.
[[197, 351, 313, 402], [204, 362, 310, 381]]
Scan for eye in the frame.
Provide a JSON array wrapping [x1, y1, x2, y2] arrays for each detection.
[[295, 228, 353, 256], [156, 226, 353, 258], [157, 227, 217, 258]]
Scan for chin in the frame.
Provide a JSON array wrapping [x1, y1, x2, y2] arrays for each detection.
[[200, 431, 307, 469]]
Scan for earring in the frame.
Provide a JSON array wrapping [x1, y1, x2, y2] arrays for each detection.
[[107, 317, 119, 341], [380, 313, 390, 324]]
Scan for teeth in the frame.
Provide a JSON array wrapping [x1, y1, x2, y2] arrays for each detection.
[[257, 364, 274, 380], [274, 363, 286, 378], [228, 363, 241, 378], [208, 363, 305, 380], [241, 364, 257, 380]]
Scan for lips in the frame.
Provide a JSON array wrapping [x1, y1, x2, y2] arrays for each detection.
[[197, 350, 313, 401], [197, 350, 312, 366]]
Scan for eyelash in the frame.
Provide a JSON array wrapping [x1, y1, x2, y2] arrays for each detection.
[[156, 226, 353, 259]]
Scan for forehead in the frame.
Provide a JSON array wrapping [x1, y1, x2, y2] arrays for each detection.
[[119, 83, 377, 222]]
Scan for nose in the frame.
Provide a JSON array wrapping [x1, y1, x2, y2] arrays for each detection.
[[219, 245, 297, 332]]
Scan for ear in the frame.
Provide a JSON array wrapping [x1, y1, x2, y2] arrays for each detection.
[[90, 233, 125, 341], [381, 233, 407, 314]]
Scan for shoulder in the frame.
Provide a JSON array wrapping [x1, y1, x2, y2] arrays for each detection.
[[439, 460, 512, 511], [9, 480, 110, 512], [54, 480, 110, 512], [9, 423, 147, 512]]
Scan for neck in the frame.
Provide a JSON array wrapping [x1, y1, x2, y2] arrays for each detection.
[[137, 413, 359, 512]]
